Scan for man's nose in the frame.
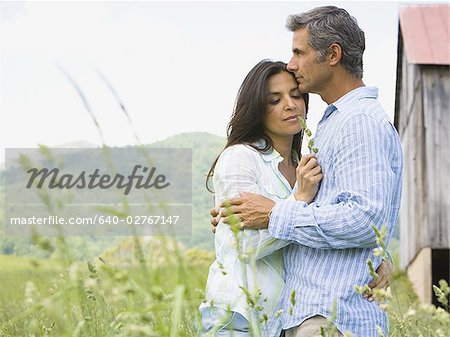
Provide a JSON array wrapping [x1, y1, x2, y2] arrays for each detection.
[[287, 57, 298, 72]]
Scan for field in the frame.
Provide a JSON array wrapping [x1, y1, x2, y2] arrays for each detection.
[[1, 240, 448, 337], [0, 134, 448, 336], [0, 244, 212, 337]]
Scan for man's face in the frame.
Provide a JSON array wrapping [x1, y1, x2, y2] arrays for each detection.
[[287, 28, 331, 94]]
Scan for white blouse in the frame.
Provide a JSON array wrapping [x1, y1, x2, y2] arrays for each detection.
[[201, 141, 297, 336]]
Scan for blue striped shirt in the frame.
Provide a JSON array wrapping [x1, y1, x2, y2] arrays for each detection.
[[268, 86, 403, 336]]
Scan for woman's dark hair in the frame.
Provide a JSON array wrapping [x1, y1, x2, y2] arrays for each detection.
[[206, 59, 309, 192]]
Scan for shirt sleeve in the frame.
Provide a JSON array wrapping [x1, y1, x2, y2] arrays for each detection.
[[213, 145, 290, 260], [268, 114, 398, 249]]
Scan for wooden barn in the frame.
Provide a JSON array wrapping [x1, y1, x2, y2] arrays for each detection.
[[394, 4, 450, 306]]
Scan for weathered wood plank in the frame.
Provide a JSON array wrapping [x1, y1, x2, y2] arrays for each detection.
[[399, 55, 426, 268], [423, 66, 450, 247], [398, 57, 450, 269]]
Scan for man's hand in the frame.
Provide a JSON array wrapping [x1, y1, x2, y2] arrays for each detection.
[[210, 207, 221, 233], [364, 259, 393, 301], [210, 192, 275, 232], [220, 192, 275, 229]]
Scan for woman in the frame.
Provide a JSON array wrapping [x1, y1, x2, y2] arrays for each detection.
[[198, 60, 322, 336]]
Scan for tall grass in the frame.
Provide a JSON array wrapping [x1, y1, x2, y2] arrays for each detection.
[[1, 68, 448, 337], [0, 240, 212, 337], [1, 239, 448, 337]]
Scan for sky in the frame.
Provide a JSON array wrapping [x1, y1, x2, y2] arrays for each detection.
[[0, 1, 439, 163]]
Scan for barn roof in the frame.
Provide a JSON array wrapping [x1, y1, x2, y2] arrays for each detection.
[[399, 4, 450, 65]]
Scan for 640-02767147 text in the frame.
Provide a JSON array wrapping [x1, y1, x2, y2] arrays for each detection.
[[9, 215, 180, 226]]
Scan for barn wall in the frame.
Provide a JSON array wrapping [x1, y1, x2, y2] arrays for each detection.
[[407, 247, 432, 303], [398, 59, 450, 270], [422, 66, 450, 248], [398, 49, 427, 269]]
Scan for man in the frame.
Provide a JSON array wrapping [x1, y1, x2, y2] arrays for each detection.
[[211, 6, 402, 337]]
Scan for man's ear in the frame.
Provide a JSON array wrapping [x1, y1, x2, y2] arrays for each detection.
[[328, 43, 342, 66]]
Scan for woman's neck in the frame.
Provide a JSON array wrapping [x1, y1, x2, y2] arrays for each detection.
[[272, 136, 296, 189], [272, 137, 294, 166]]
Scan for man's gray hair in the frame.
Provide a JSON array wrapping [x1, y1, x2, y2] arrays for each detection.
[[286, 6, 365, 78]]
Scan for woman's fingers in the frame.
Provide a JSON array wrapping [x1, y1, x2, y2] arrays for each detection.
[[299, 154, 315, 167], [298, 158, 322, 179], [298, 156, 317, 175], [308, 165, 322, 177], [302, 156, 318, 169], [313, 173, 324, 184]]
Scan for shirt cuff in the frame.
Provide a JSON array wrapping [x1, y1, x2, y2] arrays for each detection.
[[268, 199, 308, 240], [286, 194, 297, 201]]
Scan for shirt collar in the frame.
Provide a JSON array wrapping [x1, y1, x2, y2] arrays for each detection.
[[255, 139, 281, 162], [320, 86, 379, 121], [332, 86, 379, 112], [256, 139, 299, 164], [261, 148, 281, 162], [322, 104, 337, 120]]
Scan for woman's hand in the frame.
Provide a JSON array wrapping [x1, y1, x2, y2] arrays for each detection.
[[294, 154, 323, 203]]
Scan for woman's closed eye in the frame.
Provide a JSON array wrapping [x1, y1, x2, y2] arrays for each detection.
[[268, 99, 280, 105], [291, 90, 303, 99]]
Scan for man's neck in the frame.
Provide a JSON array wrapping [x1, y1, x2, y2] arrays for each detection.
[[319, 71, 365, 105]]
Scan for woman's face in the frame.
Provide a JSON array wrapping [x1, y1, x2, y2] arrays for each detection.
[[263, 71, 305, 141]]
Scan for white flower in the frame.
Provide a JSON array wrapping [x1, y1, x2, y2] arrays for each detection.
[[83, 277, 97, 290], [69, 262, 82, 281]]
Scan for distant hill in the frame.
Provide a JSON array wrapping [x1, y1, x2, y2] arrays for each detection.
[[148, 132, 225, 250], [53, 140, 97, 148], [0, 132, 400, 261], [0, 140, 98, 169], [0, 132, 225, 259], [149, 131, 224, 149]]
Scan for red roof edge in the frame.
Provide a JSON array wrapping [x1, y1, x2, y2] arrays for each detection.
[[399, 4, 450, 65]]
